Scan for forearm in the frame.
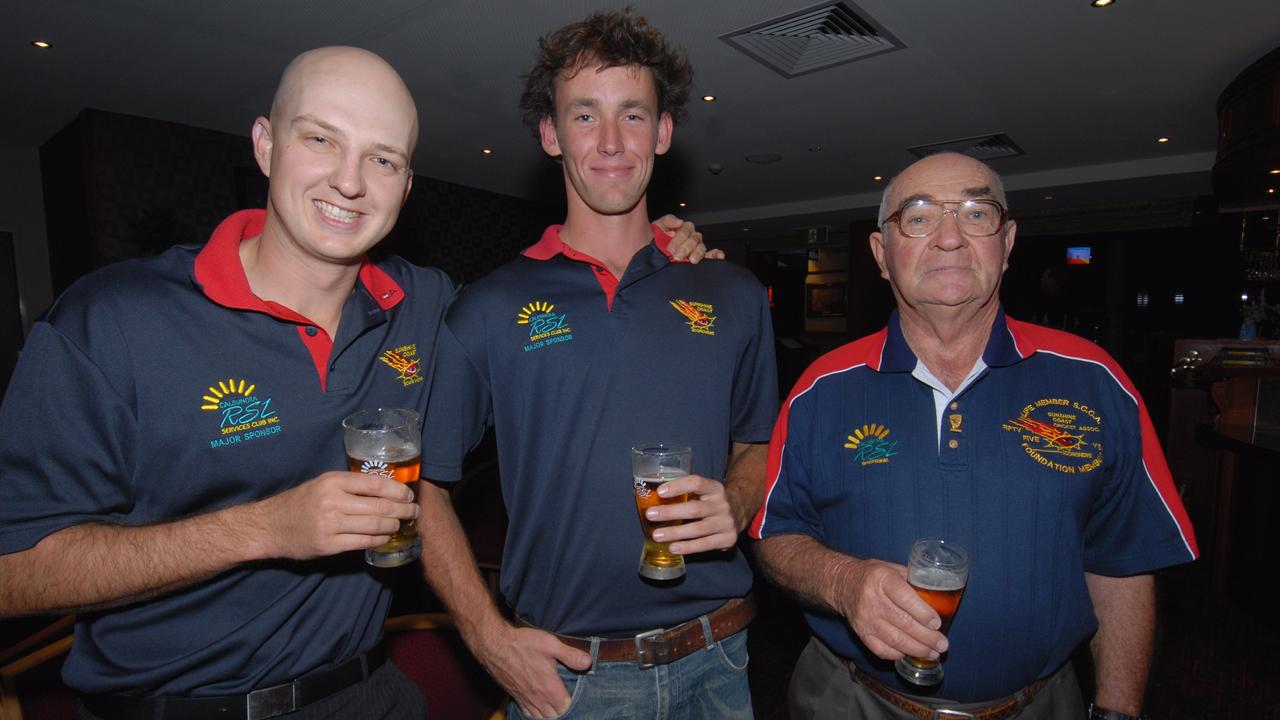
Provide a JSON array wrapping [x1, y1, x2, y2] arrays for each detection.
[[723, 442, 767, 533], [0, 504, 269, 617], [755, 533, 861, 615], [1086, 572, 1155, 716], [417, 482, 509, 652]]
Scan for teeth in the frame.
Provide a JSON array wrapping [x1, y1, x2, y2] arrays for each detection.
[[315, 201, 358, 222]]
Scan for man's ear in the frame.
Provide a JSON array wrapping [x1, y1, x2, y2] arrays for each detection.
[[251, 117, 273, 177], [538, 116, 562, 158], [655, 111, 673, 156], [869, 231, 890, 281]]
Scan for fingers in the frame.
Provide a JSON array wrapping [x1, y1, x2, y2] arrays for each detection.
[[705, 248, 726, 260], [844, 562, 948, 661], [642, 475, 735, 553]]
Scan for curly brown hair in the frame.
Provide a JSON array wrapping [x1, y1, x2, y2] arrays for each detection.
[[519, 9, 693, 137]]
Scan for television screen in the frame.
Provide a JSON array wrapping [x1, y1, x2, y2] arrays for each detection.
[[1066, 246, 1092, 265]]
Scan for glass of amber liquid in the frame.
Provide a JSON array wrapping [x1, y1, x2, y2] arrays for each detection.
[[631, 444, 691, 580], [342, 408, 422, 568], [895, 538, 969, 686]]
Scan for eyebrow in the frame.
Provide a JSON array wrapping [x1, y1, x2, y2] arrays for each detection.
[[291, 114, 409, 161], [897, 187, 998, 207]]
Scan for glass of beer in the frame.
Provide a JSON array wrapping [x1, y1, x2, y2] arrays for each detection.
[[631, 444, 691, 580], [342, 408, 422, 568], [895, 538, 969, 686]]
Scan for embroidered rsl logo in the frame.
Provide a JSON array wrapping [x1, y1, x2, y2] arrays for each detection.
[[670, 299, 716, 336], [1001, 397, 1104, 474], [200, 378, 282, 449], [517, 300, 574, 352], [844, 423, 898, 465], [379, 343, 424, 387]]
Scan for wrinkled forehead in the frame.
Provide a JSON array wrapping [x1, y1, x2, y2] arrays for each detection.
[[891, 156, 1003, 208]]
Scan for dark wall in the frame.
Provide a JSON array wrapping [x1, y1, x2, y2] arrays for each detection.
[[38, 108, 558, 294]]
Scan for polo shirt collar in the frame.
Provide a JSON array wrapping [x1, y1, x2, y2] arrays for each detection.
[[192, 209, 406, 321], [522, 223, 681, 264], [875, 306, 1035, 373]]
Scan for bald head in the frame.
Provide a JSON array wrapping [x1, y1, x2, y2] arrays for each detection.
[[271, 46, 419, 155], [878, 152, 1006, 227]]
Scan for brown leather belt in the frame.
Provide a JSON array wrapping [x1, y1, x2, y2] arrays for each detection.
[[852, 666, 1048, 720], [520, 595, 755, 668]]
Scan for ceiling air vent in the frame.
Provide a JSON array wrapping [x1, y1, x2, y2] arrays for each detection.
[[907, 134, 1026, 161], [720, 1, 903, 78]]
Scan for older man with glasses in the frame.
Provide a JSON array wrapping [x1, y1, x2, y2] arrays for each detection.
[[752, 152, 1198, 720]]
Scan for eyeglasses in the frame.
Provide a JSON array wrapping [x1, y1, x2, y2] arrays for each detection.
[[882, 199, 1008, 238]]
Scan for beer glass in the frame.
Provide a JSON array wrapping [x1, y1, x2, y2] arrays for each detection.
[[631, 444, 691, 580], [895, 538, 969, 686], [342, 408, 422, 568]]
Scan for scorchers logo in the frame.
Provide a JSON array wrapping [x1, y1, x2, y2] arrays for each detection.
[[200, 378, 283, 449], [1001, 397, 1103, 474], [379, 343, 424, 387], [517, 300, 574, 353], [670, 299, 716, 336]]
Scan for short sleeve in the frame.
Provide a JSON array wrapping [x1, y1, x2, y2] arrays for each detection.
[[0, 323, 139, 553]]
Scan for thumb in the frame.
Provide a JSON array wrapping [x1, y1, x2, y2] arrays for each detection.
[[552, 642, 592, 671]]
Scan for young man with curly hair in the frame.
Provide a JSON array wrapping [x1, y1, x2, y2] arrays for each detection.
[[418, 10, 777, 719]]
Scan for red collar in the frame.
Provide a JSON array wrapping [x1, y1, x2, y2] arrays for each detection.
[[522, 224, 679, 263], [192, 210, 405, 320]]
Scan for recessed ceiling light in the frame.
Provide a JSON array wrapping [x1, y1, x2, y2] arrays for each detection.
[[1269, 169, 1280, 175], [1044, 195, 1054, 201], [872, 175, 883, 181], [745, 153, 782, 164], [481, 148, 493, 155], [742, 227, 751, 232], [1269, 188, 1277, 194], [702, 95, 717, 102], [678, 202, 687, 208], [31, 40, 51, 49], [1091, 0, 1114, 7], [1156, 136, 1170, 143]]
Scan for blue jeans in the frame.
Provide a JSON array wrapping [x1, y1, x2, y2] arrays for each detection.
[[508, 629, 752, 720]]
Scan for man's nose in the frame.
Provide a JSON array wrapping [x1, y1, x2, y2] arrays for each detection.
[[329, 152, 367, 197]]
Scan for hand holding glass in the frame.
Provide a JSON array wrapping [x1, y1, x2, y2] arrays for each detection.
[[342, 408, 422, 568], [631, 444, 691, 580], [895, 538, 968, 686]]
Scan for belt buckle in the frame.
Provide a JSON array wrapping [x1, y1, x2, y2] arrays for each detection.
[[634, 628, 664, 669], [933, 710, 976, 719], [246, 681, 299, 720]]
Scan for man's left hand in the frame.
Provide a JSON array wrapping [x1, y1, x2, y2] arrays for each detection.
[[654, 215, 725, 264], [645, 475, 736, 554]]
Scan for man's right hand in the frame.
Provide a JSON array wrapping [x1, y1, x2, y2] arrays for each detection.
[[248, 471, 419, 560], [837, 557, 948, 662], [474, 622, 592, 719]]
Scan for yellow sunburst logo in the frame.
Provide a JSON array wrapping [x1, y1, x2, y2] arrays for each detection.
[[517, 301, 555, 325], [200, 378, 256, 411], [844, 423, 890, 449]]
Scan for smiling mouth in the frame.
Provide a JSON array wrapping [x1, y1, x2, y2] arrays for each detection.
[[314, 200, 359, 223]]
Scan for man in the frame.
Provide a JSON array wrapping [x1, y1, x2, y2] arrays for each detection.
[[418, 10, 777, 720], [753, 152, 1198, 720], [0, 45, 709, 719]]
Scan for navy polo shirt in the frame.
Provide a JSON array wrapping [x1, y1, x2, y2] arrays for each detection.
[[751, 309, 1197, 702], [0, 210, 454, 696], [422, 224, 778, 637]]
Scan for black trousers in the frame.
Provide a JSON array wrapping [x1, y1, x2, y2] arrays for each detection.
[[77, 662, 427, 720]]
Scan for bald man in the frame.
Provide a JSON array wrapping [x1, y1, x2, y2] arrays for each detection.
[[0, 46, 437, 718], [754, 153, 1196, 720]]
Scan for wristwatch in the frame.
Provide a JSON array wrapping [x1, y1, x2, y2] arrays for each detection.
[[1087, 702, 1149, 720]]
